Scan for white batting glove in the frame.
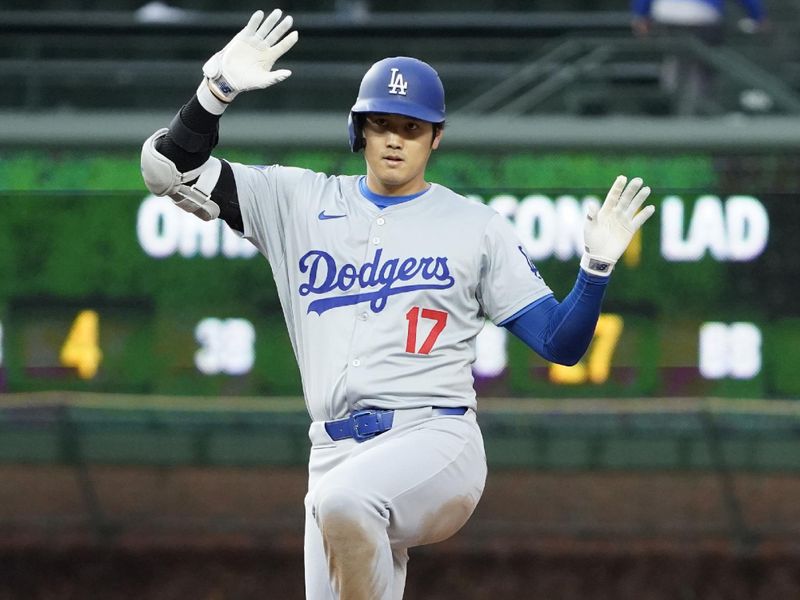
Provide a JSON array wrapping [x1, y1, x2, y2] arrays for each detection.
[[201, 9, 299, 104], [580, 175, 655, 277]]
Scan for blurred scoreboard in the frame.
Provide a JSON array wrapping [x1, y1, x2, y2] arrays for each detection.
[[1, 189, 798, 398]]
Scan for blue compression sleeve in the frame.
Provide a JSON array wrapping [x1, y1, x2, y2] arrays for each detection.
[[631, 0, 653, 18], [739, 0, 765, 21], [502, 270, 610, 366]]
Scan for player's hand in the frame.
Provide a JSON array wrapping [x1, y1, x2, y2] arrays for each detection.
[[202, 9, 298, 103], [580, 176, 655, 277]]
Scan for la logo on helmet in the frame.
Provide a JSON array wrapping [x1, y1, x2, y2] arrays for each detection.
[[387, 68, 408, 96]]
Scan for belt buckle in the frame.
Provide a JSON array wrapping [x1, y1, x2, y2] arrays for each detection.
[[350, 409, 386, 443]]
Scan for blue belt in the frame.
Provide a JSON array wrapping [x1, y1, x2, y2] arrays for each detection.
[[324, 407, 468, 443]]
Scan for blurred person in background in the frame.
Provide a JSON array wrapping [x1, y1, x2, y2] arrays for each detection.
[[631, 0, 767, 115]]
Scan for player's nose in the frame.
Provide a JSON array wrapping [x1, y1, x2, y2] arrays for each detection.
[[385, 130, 402, 148]]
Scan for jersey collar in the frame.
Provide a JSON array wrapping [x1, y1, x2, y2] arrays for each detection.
[[358, 176, 431, 210]]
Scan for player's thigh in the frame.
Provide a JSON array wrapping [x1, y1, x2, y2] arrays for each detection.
[[310, 412, 487, 548], [384, 414, 487, 547]]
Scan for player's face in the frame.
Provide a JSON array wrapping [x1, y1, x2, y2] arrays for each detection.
[[362, 113, 442, 196]]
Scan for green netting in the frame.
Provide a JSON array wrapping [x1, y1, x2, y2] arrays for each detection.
[[3, 401, 800, 472]]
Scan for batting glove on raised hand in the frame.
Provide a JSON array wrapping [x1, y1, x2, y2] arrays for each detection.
[[580, 175, 655, 277], [202, 9, 298, 103]]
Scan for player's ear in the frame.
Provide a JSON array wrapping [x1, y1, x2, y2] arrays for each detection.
[[431, 124, 444, 150]]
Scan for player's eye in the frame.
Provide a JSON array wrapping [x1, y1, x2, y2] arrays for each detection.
[[405, 122, 420, 132]]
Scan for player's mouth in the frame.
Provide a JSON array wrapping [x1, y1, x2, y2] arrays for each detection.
[[382, 155, 404, 166]]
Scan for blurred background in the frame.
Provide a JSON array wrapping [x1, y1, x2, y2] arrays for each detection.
[[2, 1, 800, 598]]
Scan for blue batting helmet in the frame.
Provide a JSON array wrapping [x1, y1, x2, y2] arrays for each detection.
[[348, 56, 446, 152]]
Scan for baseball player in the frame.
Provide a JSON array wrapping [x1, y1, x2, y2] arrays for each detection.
[[140, 9, 654, 600]]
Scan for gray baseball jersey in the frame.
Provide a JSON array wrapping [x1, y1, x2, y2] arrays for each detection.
[[230, 163, 552, 421]]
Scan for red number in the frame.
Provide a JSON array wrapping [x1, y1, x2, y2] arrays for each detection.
[[405, 306, 448, 354], [405, 306, 419, 353]]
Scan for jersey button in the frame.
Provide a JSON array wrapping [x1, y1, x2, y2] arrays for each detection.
[[372, 237, 381, 245], [359, 312, 368, 321], [352, 359, 361, 367], [376, 217, 385, 226]]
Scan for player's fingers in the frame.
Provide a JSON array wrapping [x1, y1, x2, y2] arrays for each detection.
[[243, 10, 264, 36], [268, 69, 293, 84], [266, 30, 299, 58], [255, 8, 282, 40], [617, 177, 644, 213], [264, 14, 293, 46], [626, 184, 651, 218], [630, 204, 656, 231], [603, 175, 628, 210], [585, 202, 599, 222]]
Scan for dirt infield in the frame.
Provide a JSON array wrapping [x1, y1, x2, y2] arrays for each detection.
[[2, 465, 800, 598], [2, 547, 800, 599], [3, 466, 800, 551]]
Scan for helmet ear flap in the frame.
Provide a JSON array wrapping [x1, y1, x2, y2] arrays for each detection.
[[348, 112, 366, 152]]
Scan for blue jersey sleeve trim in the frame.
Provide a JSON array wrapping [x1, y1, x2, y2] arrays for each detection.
[[497, 293, 555, 327]]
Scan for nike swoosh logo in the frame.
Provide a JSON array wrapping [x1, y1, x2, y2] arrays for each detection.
[[318, 210, 347, 220]]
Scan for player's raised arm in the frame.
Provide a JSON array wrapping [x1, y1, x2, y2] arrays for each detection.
[[139, 9, 298, 226], [503, 176, 655, 365]]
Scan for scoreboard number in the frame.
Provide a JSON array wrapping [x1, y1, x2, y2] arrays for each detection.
[[59, 310, 103, 379], [699, 322, 761, 380], [473, 321, 508, 378], [194, 318, 256, 375], [548, 314, 624, 385]]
